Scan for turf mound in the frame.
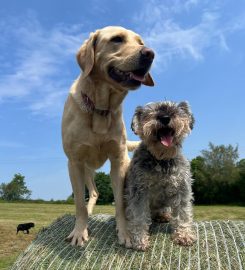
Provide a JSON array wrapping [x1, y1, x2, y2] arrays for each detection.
[[11, 214, 244, 269]]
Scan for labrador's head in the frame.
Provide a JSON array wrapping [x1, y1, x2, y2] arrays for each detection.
[[77, 26, 155, 90]]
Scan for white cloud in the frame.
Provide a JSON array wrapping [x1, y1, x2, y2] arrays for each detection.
[[1, 4, 245, 115], [134, 0, 245, 70], [29, 88, 67, 116], [0, 14, 85, 116], [0, 141, 25, 148]]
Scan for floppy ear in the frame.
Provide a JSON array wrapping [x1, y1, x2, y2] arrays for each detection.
[[131, 106, 143, 135], [189, 114, 195, 130], [178, 101, 190, 113], [142, 72, 154, 86], [178, 101, 195, 130], [76, 31, 99, 78]]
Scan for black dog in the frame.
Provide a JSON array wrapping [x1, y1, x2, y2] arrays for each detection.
[[16, 222, 35, 234]]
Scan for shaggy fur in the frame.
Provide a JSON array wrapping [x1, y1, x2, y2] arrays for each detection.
[[124, 101, 196, 251]]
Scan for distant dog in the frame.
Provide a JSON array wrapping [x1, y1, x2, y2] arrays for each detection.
[[124, 101, 196, 251], [17, 223, 35, 234]]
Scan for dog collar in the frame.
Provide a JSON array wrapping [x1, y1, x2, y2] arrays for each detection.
[[81, 93, 110, 117]]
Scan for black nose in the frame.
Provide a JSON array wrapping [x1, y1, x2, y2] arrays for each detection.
[[159, 116, 170, 126], [140, 47, 155, 63]]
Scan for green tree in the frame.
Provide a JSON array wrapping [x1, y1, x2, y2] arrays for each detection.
[[0, 173, 31, 201], [66, 193, 74, 204], [191, 156, 210, 204], [67, 172, 114, 205], [234, 159, 245, 203], [201, 143, 239, 184], [94, 172, 113, 204], [191, 143, 241, 204], [237, 159, 245, 177]]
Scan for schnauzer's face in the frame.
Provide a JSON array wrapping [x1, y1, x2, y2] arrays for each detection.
[[131, 101, 194, 150]]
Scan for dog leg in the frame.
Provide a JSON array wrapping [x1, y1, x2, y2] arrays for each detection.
[[67, 160, 89, 246], [85, 167, 99, 215], [170, 197, 196, 246], [152, 207, 172, 223], [125, 186, 151, 251], [109, 153, 132, 248]]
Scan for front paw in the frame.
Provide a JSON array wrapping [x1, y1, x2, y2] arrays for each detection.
[[66, 223, 89, 246], [117, 228, 132, 248], [132, 235, 150, 251], [171, 229, 196, 246]]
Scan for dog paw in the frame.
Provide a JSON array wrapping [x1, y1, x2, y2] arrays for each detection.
[[171, 230, 196, 246], [133, 237, 150, 251], [66, 226, 89, 246], [117, 229, 132, 248]]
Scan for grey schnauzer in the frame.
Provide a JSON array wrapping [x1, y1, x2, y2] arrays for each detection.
[[124, 101, 196, 251]]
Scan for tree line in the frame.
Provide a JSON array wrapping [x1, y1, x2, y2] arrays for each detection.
[[191, 143, 244, 204], [1, 143, 244, 205]]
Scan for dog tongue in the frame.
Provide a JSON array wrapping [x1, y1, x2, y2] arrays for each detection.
[[130, 72, 145, 82], [160, 135, 173, 147]]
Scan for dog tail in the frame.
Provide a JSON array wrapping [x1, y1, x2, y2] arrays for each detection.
[[127, 140, 140, 152]]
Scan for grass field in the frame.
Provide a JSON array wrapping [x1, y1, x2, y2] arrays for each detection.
[[0, 202, 244, 269]]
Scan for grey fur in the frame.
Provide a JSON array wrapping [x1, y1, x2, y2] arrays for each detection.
[[124, 101, 196, 251]]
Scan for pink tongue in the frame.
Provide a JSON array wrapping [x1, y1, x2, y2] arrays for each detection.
[[160, 136, 173, 147], [130, 72, 145, 82]]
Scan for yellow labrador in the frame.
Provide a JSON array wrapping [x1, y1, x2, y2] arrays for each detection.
[[62, 26, 154, 246]]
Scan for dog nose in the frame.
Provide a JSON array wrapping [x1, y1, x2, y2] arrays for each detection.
[[140, 47, 155, 62], [159, 116, 170, 126]]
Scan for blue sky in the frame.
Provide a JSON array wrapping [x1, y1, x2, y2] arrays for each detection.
[[0, 0, 245, 200]]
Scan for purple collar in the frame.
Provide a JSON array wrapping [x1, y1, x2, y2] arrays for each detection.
[[81, 93, 110, 117]]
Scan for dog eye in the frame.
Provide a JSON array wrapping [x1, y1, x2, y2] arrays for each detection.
[[110, 36, 124, 43]]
